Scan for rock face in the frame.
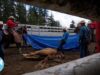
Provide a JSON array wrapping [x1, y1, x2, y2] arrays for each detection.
[[18, 0, 100, 20], [23, 53, 100, 75]]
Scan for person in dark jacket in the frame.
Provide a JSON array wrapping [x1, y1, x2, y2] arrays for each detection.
[[0, 21, 4, 60], [79, 21, 91, 58]]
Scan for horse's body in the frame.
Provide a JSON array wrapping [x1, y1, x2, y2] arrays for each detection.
[[3, 26, 27, 49]]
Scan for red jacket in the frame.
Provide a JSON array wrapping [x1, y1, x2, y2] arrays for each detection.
[[96, 22, 100, 52], [89, 21, 97, 29], [6, 19, 16, 28]]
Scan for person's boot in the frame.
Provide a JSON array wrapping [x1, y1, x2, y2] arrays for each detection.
[[16, 43, 22, 54]]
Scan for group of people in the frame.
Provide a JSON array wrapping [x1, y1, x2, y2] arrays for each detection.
[[0, 15, 97, 60], [59, 20, 96, 58], [75, 20, 96, 58], [0, 16, 23, 60], [78, 21, 91, 58]]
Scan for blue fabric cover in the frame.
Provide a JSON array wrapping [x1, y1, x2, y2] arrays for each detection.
[[23, 34, 79, 51]]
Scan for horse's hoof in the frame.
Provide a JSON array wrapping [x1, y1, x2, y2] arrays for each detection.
[[18, 48, 22, 54]]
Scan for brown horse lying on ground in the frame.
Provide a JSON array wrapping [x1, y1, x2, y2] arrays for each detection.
[[23, 48, 64, 68]]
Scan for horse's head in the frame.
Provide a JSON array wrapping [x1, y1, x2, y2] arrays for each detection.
[[17, 26, 27, 34]]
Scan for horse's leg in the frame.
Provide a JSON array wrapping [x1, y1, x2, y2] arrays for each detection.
[[22, 34, 28, 50], [13, 30, 22, 54], [15, 34, 22, 54], [16, 42, 22, 54]]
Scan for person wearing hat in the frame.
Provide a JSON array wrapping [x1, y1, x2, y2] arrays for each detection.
[[79, 20, 91, 58], [6, 16, 22, 52], [57, 28, 69, 56], [6, 16, 17, 29], [88, 21, 96, 42]]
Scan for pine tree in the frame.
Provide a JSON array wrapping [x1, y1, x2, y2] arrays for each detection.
[[38, 8, 46, 25], [27, 6, 48, 25], [54, 21, 61, 27], [48, 14, 55, 26], [16, 2, 27, 24], [28, 6, 38, 25], [48, 13, 61, 27], [2, 0, 16, 22]]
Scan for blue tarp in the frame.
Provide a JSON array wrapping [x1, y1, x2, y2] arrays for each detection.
[[24, 34, 79, 51]]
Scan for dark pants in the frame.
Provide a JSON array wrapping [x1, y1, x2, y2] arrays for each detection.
[[58, 39, 66, 53], [0, 30, 4, 59], [22, 34, 27, 46], [80, 42, 89, 58], [91, 28, 95, 42], [0, 44, 4, 59]]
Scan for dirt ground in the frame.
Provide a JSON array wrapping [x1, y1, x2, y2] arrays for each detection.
[[0, 43, 95, 75]]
